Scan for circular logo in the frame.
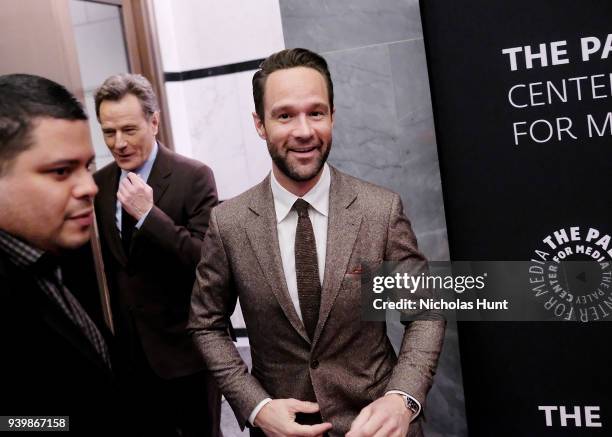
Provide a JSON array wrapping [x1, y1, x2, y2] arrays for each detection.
[[528, 226, 612, 321]]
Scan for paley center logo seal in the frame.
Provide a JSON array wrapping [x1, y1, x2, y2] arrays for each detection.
[[529, 226, 612, 321]]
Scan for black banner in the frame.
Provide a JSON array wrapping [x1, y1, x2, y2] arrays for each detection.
[[421, 0, 612, 435]]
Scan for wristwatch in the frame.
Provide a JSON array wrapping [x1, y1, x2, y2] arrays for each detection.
[[400, 394, 420, 416]]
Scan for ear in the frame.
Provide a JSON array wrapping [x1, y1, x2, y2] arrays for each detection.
[[252, 111, 267, 140], [150, 111, 160, 136], [330, 107, 335, 128]]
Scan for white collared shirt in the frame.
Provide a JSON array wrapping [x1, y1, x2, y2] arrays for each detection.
[[270, 163, 330, 321], [115, 141, 158, 232]]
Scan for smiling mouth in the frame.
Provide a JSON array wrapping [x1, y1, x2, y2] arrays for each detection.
[[290, 146, 318, 154]]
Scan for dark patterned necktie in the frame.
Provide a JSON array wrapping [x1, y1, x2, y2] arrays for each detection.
[[121, 207, 136, 254], [293, 199, 321, 341]]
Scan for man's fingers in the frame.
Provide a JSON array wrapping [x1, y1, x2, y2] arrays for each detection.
[[118, 181, 130, 194], [117, 186, 130, 205], [117, 189, 126, 205], [122, 176, 137, 192], [372, 422, 398, 437], [347, 407, 372, 436], [119, 174, 132, 188], [125, 172, 142, 185], [118, 180, 134, 198], [359, 411, 388, 437], [121, 173, 145, 192], [289, 400, 321, 414], [126, 172, 137, 181], [292, 421, 333, 436]]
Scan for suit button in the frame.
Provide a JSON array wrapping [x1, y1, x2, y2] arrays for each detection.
[[310, 360, 319, 369]]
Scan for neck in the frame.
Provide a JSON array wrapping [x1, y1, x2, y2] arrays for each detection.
[[272, 165, 323, 197]]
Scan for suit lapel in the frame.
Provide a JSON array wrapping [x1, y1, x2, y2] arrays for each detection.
[[313, 167, 362, 346], [97, 165, 127, 266], [244, 176, 311, 345], [147, 144, 172, 205], [40, 298, 112, 375]]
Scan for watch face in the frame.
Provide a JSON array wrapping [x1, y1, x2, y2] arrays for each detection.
[[405, 396, 419, 413]]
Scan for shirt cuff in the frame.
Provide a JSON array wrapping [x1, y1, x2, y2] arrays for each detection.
[[248, 398, 272, 427], [385, 390, 422, 422], [135, 206, 153, 229]]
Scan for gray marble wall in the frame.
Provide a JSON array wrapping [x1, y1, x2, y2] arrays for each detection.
[[279, 1, 467, 435]]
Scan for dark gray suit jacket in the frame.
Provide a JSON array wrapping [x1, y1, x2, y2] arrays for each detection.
[[189, 166, 445, 436]]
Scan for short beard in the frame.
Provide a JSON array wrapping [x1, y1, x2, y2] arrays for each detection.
[[269, 141, 331, 182]]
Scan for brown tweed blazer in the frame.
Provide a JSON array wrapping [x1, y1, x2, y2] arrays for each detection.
[[189, 166, 445, 436]]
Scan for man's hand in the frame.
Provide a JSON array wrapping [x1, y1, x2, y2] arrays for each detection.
[[346, 394, 412, 437], [117, 172, 153, 221], [254, 398, 333, 437]]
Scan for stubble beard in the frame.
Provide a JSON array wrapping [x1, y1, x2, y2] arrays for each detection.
[[268, 141, 331, 182]]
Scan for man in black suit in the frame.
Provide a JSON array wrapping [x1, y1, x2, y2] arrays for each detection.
[[93, 73, 221, 437], [0, 74, 119, 433]]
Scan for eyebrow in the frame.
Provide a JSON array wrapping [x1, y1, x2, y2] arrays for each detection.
[[43, 154, 96, 167], [270, 102, 328, 116], [270, 105, 293, 116], [102, 124, 138, 131]]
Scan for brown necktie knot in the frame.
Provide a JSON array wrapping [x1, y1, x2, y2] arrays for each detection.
[[293, 198, 310, 218]]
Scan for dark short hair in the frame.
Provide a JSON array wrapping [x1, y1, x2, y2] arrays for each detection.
[[0, 74, 87, 176], [94, 73, 159, 120], [252, 48, 334, 120]]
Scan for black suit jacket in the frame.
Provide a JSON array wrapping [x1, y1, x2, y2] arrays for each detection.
[[0, 249, 123, 434], [94, 144, 218, 379]]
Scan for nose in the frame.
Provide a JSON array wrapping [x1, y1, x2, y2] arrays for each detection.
[[74, 168, 99, 200], [292, 114, 315, 140], [113, 131, 127, 150]]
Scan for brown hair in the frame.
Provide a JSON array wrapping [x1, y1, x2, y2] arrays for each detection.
[[252, 48, 334, 120], [94, 73, 159, 120]]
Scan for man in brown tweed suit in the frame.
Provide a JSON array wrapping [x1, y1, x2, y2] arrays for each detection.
[[189, 48, 445, 437]]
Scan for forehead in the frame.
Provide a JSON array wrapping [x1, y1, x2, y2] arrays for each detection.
[[99, 93, 145, 124], [19, 118, 93, 166], [264, 67, 329, 110]]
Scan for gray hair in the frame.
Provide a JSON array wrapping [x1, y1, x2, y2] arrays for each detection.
[[94, 73, 159, 119]]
